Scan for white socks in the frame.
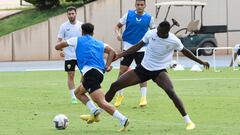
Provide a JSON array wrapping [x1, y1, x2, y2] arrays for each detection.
[[70, 89, 77, 99], [140, 87, 147, 97], [86, 100, 98, 114], [184, 114, 192, 123], [118, 89, 124, 96], [113, 110, 127, 126]]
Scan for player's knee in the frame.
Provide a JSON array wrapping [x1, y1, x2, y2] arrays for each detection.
[[110, 81, 121, 91], [165, 87, 176, 99], [96, 101, 108, 109]]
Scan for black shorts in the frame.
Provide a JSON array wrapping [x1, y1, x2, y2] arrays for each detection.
[[134, 64, 167, 83], [82, 69, 104, 94], [120, 52, 144, 67], [65, 60, 77, 72]]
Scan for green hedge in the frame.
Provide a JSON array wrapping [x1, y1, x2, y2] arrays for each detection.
[[24, 0, 60, 10]]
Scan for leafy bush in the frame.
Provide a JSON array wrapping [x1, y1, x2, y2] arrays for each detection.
[[25, 0, 60, 10], [65, 0, 79, 2]]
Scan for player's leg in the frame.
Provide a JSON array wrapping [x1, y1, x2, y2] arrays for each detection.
[[114, 54, 134, 107], [75, 84, 100, 122], [105, 69, 143, 103], [65, 60, 77, 104], [134, 52, 147, 107], [90, 89, 129, 131], [154, 71, 195, 130]]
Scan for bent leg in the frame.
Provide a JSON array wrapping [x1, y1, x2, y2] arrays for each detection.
[[154, 71, 187, 116], [74, 83, 89, 104], [105, 70, 141, 102]]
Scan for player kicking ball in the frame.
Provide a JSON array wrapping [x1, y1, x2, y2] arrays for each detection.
[[55, 23, 129, 132], [105, 21, 210, 130]]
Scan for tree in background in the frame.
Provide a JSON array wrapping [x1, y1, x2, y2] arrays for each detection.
[[25, 0, 60, 10]]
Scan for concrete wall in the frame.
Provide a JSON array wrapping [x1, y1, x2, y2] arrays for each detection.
[[85, 0, 121, 51], [12, 21, 49, 61], [1, 0, 240, 61], [0, 34, 12, 61]]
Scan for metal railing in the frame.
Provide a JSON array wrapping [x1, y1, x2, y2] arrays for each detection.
[[196, 47, 236, 72]]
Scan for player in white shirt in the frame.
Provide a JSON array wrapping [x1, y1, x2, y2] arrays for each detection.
[[229, 44, 240, 67], [57, 6, 83, 104], [105, 21, 210, 130]]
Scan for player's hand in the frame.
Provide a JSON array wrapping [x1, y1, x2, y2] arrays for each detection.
[[113, 53, 121, 61], [117, 35, 122, 41], [105, 65, 113, 72], [202, 61, 210, 69], [60, 51, 65, 57]]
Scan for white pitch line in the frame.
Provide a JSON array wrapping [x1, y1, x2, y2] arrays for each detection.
[[173, 78, 240, 81]]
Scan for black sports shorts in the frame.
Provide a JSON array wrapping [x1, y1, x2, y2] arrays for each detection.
[[134, 64, 167, 83], [120, 51, 144, 67], [65, 60, 77, 72], [82, 68, 104, 94]]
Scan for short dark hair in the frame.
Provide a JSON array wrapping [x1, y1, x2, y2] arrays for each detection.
[[136, 0, 146, 3], [67, 6, 76, 12], [81, 23, 94, 35], [158, 21, 170, 33]]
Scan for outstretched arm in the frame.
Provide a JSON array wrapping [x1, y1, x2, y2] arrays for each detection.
[[55, 41, 68, 51], [104, 45, 116, 72], [181, 47, 210, 69], [116, 41, 145, 60]]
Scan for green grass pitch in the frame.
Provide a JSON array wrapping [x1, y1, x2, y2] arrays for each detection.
[[0, 68, 239, 135]]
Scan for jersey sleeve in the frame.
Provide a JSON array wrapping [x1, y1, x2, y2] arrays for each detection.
[[234, 44, 240, 53], [149, 16, 155, 29], [66, 37, 78, 48], [57, 24, 64, 39], [142, 30, 152, 44], [175, 37, 184, 51], [119, 12, 128, 25], [103, 43, 109, 49]]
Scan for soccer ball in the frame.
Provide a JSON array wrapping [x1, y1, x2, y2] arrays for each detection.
[[53, 114, 69, 130]]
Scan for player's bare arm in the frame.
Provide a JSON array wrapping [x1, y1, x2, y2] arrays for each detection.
[[116, 41, 145, 60], [57, 38, 65, 57], [104, 45, 116, 72], [55, 41, 68, 51], [181, 47, 210, 69], [115, 23, 123, 41]]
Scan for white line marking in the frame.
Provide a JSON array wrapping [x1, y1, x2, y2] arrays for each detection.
[[173, 78, 240, 81]]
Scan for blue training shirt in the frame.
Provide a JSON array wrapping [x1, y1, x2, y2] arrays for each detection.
[[122, 10, 151, 45], [75, 35, 105, 73]]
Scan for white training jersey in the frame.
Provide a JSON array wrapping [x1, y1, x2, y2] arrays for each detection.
[[141, 29, 184, 71], [233, 44, 240, 53], [119, 11, 155, 52], [58, 20, 83, 60]]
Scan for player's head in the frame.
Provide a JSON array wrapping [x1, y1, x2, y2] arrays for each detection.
[[82, 23, 94, 35], [157, 21, 170, 38], [135, 0, 146, 14], [66, 6, 77, 23]]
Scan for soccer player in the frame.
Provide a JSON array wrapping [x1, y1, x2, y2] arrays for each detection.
[[229, 44, 240, 67], [57, 6, 83, 104], [105, 21, 210, 130], [114, 0, 155, 107], [55, 23, 129, 132]]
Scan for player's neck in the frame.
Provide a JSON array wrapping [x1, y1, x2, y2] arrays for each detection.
[[69, 20, 76, 25], [137, 11, 144, 15]]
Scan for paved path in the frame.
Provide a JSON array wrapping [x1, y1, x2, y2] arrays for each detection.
[[0, 55, 237, 72], [0, 0, 31, 19]]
